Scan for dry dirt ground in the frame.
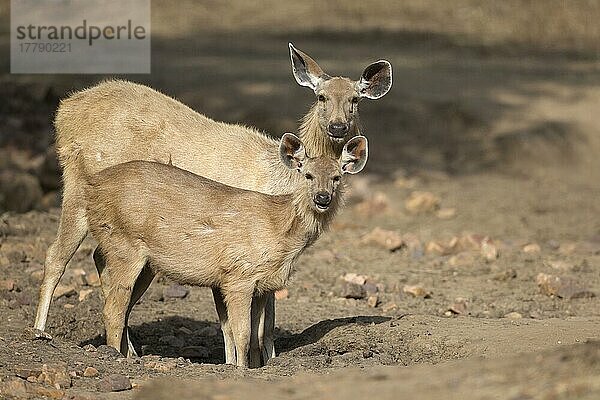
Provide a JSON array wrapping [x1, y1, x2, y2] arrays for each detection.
[[1, 3, 600, 399]]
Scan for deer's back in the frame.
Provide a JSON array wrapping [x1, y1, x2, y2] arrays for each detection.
[[57, 80, 291, 194]]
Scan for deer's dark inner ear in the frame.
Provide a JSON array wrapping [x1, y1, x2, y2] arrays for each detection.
[[279, 133, 307, 170], [358, 60, 392, 100], [289, 43, 330, 91]]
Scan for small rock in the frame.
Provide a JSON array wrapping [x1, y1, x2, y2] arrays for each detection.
[[177, 326, 193, 335], [504, 312, 523, 319], [84, 273, 101, 287], [341, 282, 366, 299], [480, 237, 498, 262], [96, 345, 123, 359], [143, 358, 178, 372], [22, 327, 53, 341], [14, 366, 42, 380], [403, 284, 431, 298], [522, 243, 541, 254], [367, 295, 379, 308], [381, 302, 398, 312], [353, 191, 389, 217], [559, 242, 577, 255], [403, 234, 424, 259], [493, 268, 517, 281], [405, 191, 440, 214], [275, 288, 288, 300], [545, 260, 575, 272], [78, 288, 94, 302], [425, 241, 447, 255], [53, 284, 76, 299], [536, 273, 595, 299], [97, 374, 132, 392], [436, 208, 456, 219], [82, 344, 97, 352], [448, 297, 468, 315], [181, 345, 210, 359], [342, 273, 368, 286], [536, 273, 561, 296], [448, 252, 476, 267], [163, 284, 189, 299], [0, 279, 16, 291], [83, 366, 98, 377], [361, 227, 403, 251], [546, 240, 561, 250], [37, 362, 72, 389]]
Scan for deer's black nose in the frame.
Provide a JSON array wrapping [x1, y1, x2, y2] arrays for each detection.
[[314, 192, 332, 206], [327, 122, 349, 138]]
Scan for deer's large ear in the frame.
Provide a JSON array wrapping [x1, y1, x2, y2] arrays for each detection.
[[341, 136, 368, 174], [289, 43, 330, 92], [357, 60, 392, 99], [280, 133, 307, 171]]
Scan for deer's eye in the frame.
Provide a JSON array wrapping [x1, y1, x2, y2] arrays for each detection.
[[318, 94, 326, 102], [305, 173, 314, 180], [333, 176, 341, 182]]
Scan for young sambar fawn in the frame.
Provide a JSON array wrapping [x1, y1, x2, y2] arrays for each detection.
[[85, 133, 368, 367]]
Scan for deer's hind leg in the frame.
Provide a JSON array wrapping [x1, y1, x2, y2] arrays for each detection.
[[95, 247, 154, 357], [34, 176, 88, 332], [99, 248, 147, 356]]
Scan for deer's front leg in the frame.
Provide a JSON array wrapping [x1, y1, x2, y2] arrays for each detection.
[[223, 287, 254, 368], [212, 288, 236, 364], [260, 293, 276, 364], [250, 293, 269, 368]]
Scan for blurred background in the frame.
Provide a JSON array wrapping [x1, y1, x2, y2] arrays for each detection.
[[0, 0, 599, 224]]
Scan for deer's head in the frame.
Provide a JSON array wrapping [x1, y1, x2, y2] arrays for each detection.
[[289, 43, 392, 141], [279, 133, 368, 213]]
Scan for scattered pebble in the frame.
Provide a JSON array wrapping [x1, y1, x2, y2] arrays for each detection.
[[367, 295, 380, 308], [177, 326, 193, 335], [37, 362, 72, 389], [53, 284, 76, 299], [405, 191, 441, 214], [493, 268, 517, 281], [361, 227, 403, 251], [83, 366, 98, 377], [544, 260, 575, 272], [448, 298, 468, 315], [143, 358, 178, 372], [436, 207, 456, 219], [0, 279, 16, 291], [504, 312, 523, 319], [480, 237, 499, 262], [97, 374, 132, 392], [341, 281, 366, 299], [342, 273, 368, 286], [403, 284, 431, 298], [522, 243, 541, 254], [163, 284, 189, 299], [78, 288, 94, 302], [536, 273, 595, 299], [353, 191, 389, 217], [448, 252, 476, 267]]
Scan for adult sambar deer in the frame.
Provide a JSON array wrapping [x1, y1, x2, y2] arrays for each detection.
[[34, 43, 392, 365], [86, 134, 368, 367]]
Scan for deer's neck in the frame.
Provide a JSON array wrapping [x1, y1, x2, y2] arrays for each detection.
[[298, 103, 362, 158]]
